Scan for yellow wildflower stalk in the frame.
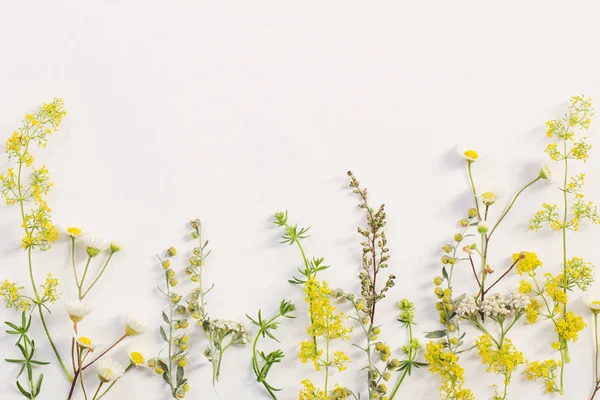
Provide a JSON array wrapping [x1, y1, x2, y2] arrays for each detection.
[[0, 99, 72, 382], [528, 95, 598, 394]]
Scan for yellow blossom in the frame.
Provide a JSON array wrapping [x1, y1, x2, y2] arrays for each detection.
[[525, 359, 561, 393], [555, 312, 586, 343], [424, 341, 474, 400], [513, 252, 542, 275]]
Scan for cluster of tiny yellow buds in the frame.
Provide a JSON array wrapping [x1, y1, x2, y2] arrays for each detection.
[[513, 251, 542, 275], [433, 276, 444, 286], [173, 354, 188, 367], [374, 342, 391, 362], [167, 247, 177, 257], [170, 293, 182, 304], [174, 319, 189, 330], [41, 273, 60, 303], [175, 305, 187, 315], [174, 335, 189, 350], [387, 358, 400, 369], [170, 279, 179, 287], [189, 256, 202, 266], [147, 358, 158, 368], [166, 269, 176, 279], [442, 244, 454, 253], [0, 280, 31, 310], [162, 260, 171, 269]]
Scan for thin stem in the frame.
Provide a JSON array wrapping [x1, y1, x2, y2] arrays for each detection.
[[468, 254, 481, 288], [595, 313, 599, 381], [81, 252, 114, 299], [488, 176, 542, 239], [78, 348, 88, 400], [467, 161, 481, 220], [71, 237, 79, 285], [96, 364, 133, 400], [92, 382, 104, 400], [389, 322, 413, 400], [324, 335, 330, 394], [484, 259, 519, 295], [82, 335, 127, 371], [293, 238, 319, 350], [78, 256, 93, 299]]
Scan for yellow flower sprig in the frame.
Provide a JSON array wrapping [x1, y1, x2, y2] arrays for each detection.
[[527, 95, 598, 395]]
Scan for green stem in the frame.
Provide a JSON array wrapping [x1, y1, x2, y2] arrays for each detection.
[[71, 237, 79, 285], [91, 382, 104, 400], [595, 313, 599, 382], [96, 364, 133, 400], [78, 256, 93, 299], [78, 348, 88, 400], [293, 237, 319, 350], [324, 335, 330, 395], [81, 252, 114, 299], [389, 322, 413, 400], [467, 161, 481, 220]]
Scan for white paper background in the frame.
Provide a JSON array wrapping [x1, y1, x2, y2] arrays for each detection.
[[1, 1, 600, 399]]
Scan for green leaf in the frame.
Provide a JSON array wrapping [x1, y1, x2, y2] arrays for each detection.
[[35, 374, 44, 396], [176, 366, 184, 386], [5, 358, 26, 363], [424, 330, 447, 339], [4, 321, 20, 331], [29, 360, 50, 365], [442, 267, 448, 280], [162, 312, 170, 324], [159, 326, 168, 342], [5, 330, 19, 335], [16, 381, 31, 398]]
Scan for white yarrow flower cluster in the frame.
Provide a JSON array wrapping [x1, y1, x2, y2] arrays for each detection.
[[456, 297, 478, 317], [509, 292, 530, 311], [481, 293, 510, 317], [209, 319, 250, 344]]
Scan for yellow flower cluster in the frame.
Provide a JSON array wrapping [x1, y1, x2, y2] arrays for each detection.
[[555, 311, 586, 343], [564, 257, 594, 291], [525, 359, 561, 393], [476, 335, 526, 388], [543, 273, 568, 305], [0, 280, 31, 310], [304, 279, 352, 341], [529, 203, 561, 232], [299, 340, 323, 370], [40, 273, 60, 303], [424, 341, 474, 400], [332, 351, 350, 372], [526, 299, 542, 324], [298, 379, 351, 400], [513, 251, 542, 275]]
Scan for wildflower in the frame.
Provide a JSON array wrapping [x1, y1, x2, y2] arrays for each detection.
[[63, 224, 83, 238], [97, 358, 125, 382], [84, 235, 106, 257], [167, 247, 177, 257], [425, 341, 474, 399], [476, 335, 525, 392], [66, 299, 92, 323], [478, 188, 499, 206], [125, 313, 147, 336], [539, 165, 552, 180], [525, 359, 561, 393], [73, 331, 97, 350], [456, 297, 478, 317], [0, 280, 31, 310], [480, 293, 510, 318], [582, 293, 600, 314], [509, 292, 530, 311], [513, 251, 542, 275], [41, 273, 60, 303], [109, 241, 122, 253], [128, 343, 146, 367], [555, 312, 586, 343], [458, 143, 479, 162]]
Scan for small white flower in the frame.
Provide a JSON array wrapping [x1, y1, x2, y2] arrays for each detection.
[[84, 235, 107, 257], [457, 142, 480, 162], [539, 165, 552, 180], [128, 344, 147, 367], [509, 292, 530, 311], [125, 313, 147, 336], [73, 331, 97, 350], [63, 223, 83, 238], [66, 299, 92, 323], [481, 293, 510, 318], [97, 358, 125, 382], [582, 293, 600, 313], [456, 297, 478, 317]]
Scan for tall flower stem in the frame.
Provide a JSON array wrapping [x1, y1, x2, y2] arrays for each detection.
[[81, 252, 114, 299]]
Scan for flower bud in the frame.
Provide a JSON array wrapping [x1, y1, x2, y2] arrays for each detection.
[[167, 247, 177, 257], [477, 221, 489, 234], [468, 208, 478, 218], [433, 276, 443, 286]]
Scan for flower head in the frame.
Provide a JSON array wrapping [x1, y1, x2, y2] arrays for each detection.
[[128, 344, 147, 367], [84, 235, 106, 258], [457, 143, 479, 162], [481, 293, 510, 318], [125, 313, 147, 336], [73, 331, 97, 350], [109, 241, 122, 253], [66, 299, 92, 323], [63, 223, 83, 238], [509, 292, 530, 311], [582, 293, 600, 314], [97, 358, 125, 382], [477, 221, 489, 234], [539, 165, 552, 180], [479, 191, 498, 206], [456, 297, 478, 317]]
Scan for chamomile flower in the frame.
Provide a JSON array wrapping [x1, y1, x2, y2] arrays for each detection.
[[539, 165, 552, 180], [582, 293, 600, 314], [125, 313, 147, 336], [84, 235, 106, 258], [66, 299, 92, 323], [73, 331, 98, 350], [457, 142, 480, 162], [63, 223, 83, 239], [477, 220, 489, 234], [479, 190, 498, 206], [109, 241, 122, 253], [128, 344, 147, 367], [97, 358, 125, 382]]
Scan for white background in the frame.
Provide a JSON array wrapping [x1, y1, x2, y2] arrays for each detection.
[[1, 1, 600, 399]]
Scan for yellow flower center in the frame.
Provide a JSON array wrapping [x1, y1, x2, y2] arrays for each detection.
[[593, 301, 600, 305], [67, 227, 82, 236], [79, 336, 92, 347], [131, 351, 145, 365], [464, 149, 479, 160]]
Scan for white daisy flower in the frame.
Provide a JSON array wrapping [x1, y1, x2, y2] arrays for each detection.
[[128, 342, 147, 367], [63, 223, 84, 239], [125, 313, 148, 336], [84, 235, 107, 258], [457, 142, 480, 162], [66, 299, 92, 323], [97, 357, 125, 382], [73, 331, 98, 350], [582, 293, 600, 313]]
